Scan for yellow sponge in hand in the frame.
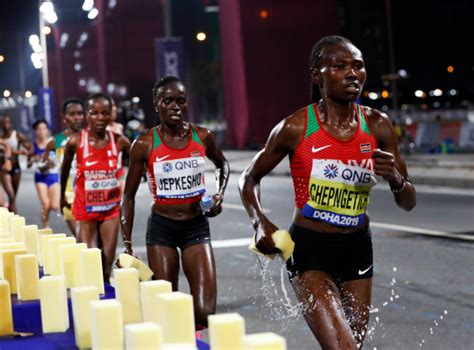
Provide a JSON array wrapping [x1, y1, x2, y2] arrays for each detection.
[[272, 230, 295, 261], [62, 207, 74, 221], [249, 234, 276, 260], [117, 253, 153, 281], [248, 230, 294, 261]]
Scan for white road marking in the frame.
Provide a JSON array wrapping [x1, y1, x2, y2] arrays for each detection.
[[371, 222, 474, 241], [222, 202, 271, 213], [212, 238, 252, 248], [372, 183, 474, 196]]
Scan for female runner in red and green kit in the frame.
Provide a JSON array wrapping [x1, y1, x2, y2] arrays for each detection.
[[239, 35, 416, 349], [121, 76, 230, 327]]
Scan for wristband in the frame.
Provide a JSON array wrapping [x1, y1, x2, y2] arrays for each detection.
[[391, 178, 406, 194], [122, 240, 132, 245]]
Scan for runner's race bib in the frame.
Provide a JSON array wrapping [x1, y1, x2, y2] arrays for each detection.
[[302, 159, 377, 227], [84, 170, 121, 212], [153, 156, 206, 199]]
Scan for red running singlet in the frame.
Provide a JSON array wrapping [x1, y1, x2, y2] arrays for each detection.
[[290, 104, 378, 228], [73, 129, 121, 221], [147, 124, 207, 205]]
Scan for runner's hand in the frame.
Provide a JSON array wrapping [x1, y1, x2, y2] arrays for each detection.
[[204, 193, 223, 217], [122, 242, 135, 257], [372, 148, 403, 187], [60, 197, 71, 212], [254, 219, 280, 255]]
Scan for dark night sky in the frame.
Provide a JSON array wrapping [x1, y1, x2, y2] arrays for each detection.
[[1, 0, 472, 105], [0, 0, 41, 92]]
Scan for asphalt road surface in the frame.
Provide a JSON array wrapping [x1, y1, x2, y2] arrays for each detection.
[[15, 169, 474, 349]]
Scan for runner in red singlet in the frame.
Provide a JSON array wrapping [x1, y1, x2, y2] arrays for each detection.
[[60, 93, 131, 281], [239, 36, 416, 349], [120, 76, 229, 328]]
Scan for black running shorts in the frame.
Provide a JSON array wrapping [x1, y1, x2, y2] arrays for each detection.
[[146, 211, 211, 250], [286, 224, 373, 283]]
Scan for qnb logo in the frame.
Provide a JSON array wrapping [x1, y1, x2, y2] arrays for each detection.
[[162, 162, 173, 173], [174, 159, 200, 170], [91, 179, 117, 189], [323, 164, 339, 179]]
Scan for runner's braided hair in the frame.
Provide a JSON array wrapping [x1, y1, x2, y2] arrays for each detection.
[[309, 35, 353, 103]]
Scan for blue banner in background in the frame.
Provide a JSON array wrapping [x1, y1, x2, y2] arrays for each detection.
[[38, 87, 55, 130], [19, 106, 30, 134], [155, 37, 185, 81]]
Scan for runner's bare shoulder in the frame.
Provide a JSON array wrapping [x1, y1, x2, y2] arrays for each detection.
[[267, 106, 307, 151]]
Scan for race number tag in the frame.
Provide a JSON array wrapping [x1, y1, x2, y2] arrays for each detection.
[[153, 157, 206, 199], [84, 170, 120, 212], [302, 159, 377, 227]]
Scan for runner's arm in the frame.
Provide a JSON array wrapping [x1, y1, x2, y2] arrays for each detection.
[[0, 141, 12, 171], [120, 134, 150, 255], [239, 115, 302, 254], [369, 109, 416, 211], [17, 132, 33, 156], [198, 127, 230, 217], [60, 136, 78, 210], [117, 134, 132, 156], [39, 139, 55, 172]]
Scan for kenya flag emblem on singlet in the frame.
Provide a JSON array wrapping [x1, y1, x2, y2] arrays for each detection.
[[360, 143, 372, 153]]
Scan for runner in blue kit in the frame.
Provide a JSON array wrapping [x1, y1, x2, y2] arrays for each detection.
[[29, 120, 59, 228]]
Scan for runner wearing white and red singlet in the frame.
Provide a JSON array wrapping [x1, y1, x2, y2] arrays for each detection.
[[60, 93, 130, 282]]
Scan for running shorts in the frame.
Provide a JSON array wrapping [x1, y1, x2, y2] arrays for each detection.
[[146, 211, 211, 250], [286, 224, 373, 283]]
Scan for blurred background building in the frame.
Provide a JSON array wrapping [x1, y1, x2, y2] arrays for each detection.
[[0, 0, 473, 151]]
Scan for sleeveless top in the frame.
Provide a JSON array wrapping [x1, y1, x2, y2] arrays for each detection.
[[290, 104, 378, 228], [54, 132, 77, 191], [146, 124, 206, 205], [4, 130, 19, 151], [54, 132, 67, 164], [33, 140, 57, 175], [75, 129, 121, 213]]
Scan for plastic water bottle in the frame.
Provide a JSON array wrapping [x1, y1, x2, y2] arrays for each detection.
[[200, 195, 214, 213]]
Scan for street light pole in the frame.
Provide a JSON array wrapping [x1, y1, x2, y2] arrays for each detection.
[[162, 0, 172, 38], [39, 0, 49, 88], [385, 0, 399, 120]]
